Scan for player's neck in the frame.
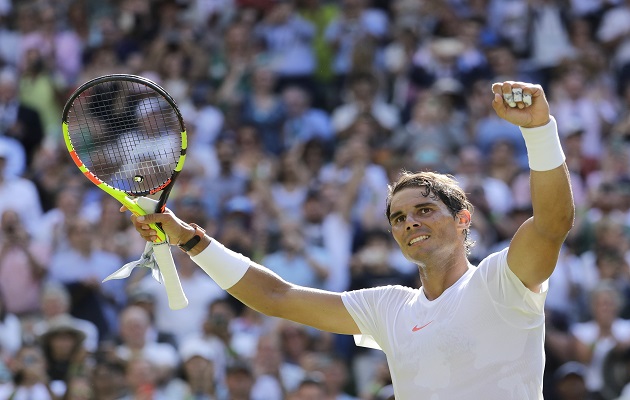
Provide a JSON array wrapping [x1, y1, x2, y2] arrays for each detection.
[[417, 254, 471, 301]]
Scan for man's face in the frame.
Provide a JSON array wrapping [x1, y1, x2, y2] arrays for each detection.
[[388, 187, 467, 263]]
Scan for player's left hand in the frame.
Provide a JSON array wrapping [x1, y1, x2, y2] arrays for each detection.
[[491, 81, 550, 128]]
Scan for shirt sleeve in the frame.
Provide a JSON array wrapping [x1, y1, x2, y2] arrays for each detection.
[[478, 248, 548, 328], [341, 285, 414, 351]]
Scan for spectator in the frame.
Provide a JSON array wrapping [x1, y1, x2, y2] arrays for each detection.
[[225, 360, 256, 400], [553, 361, 591, 400], [0, 209, 50, 316], [0, 343, 56, 400], [324, 0, 388, 83], [0, 67, 43, 170], [37, 315, 89, 390], [281, 85, 334, 150], [262, 221, 330, 289], [33, 283, 99, 354], [596, 0, 630, 90], [299, 189, 353, 293], [240, 63, 287, 155], [132, 249, 225, 345], [255, 1, 316, 91], [114, 305, 179, 387], [388, 92, 465, 171], [90, 359, 126, 400], [0, 287, 21, 359], [0, 147, 44, 235], [181, 298, 240, 390], [48, 218, 125, 340], [331, 72, 399, 137], [292, 375, 327, 400], [550, 64, 617, 162], [18, 46, 63, 151], [571, 281, 630, 399], [251, 332, 305, 398], [203, 136, 250, 218], [165, 337, 218, 399]]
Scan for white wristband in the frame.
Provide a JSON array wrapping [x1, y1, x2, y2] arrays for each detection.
[[190, 239, 251, 290], [520, 116, 565, 171]]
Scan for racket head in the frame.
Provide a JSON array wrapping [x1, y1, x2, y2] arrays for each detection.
[[62, 74, 187, 212]]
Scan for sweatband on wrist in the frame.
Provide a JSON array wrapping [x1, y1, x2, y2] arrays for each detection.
[[520, 116, 565, 171], [190, 239, 251, 290]]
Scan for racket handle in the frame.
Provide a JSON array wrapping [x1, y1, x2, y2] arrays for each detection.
[[153, 242, 189, 310], [136, 196, 188, 310]]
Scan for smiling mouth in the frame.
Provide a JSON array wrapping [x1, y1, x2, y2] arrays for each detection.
[[408, 235, 429, 246]]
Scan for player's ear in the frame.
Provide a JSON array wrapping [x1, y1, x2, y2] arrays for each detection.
[[456, 210, 471, 228]]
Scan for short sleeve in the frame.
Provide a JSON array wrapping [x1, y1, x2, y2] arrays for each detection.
[[341, 285, 415, 351], [477, 248, 547, 327]]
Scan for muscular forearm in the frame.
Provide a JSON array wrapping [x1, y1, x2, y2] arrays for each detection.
[[530, 165, 575, 239], [187, 234, 288, 316], [227, 264, 293, 317], [521, 118, 575, 238]]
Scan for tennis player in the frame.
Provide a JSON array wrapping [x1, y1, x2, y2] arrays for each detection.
[[129, 81, 574, 399]]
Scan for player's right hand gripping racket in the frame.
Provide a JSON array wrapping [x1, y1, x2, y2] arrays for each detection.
[[62, 74, 188, 310]]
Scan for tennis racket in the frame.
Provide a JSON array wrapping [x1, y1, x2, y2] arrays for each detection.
[[62, 74, 188, 310]]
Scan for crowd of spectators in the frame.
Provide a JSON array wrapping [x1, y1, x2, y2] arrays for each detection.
[[3, 0, 630, 398]]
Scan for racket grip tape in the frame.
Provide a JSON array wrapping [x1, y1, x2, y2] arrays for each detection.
[[152, 242, 189, 310], [136, 196, 188, 310]]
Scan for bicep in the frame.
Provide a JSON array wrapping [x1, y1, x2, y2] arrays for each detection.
[[227, 263, 360, 335], [507, 218, 565, 291]]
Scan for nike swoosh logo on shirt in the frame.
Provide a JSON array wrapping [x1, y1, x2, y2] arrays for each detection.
[[412, 321, 433, 332]]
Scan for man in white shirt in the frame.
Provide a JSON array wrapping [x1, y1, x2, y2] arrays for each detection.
[[128, 81, 574, 399]]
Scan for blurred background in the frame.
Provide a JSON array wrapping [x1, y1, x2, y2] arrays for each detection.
[[1, 0, 630, 399]]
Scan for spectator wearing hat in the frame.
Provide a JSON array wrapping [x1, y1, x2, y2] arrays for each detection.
[[291, 374, 327, 400], [553, 361, 591, 400], [33, 283, 99, 353], [164, 337, 219, 399], [38, 315, 89, 394]]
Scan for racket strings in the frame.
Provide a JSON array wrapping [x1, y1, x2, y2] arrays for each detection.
[[66, 80, 182, 194]]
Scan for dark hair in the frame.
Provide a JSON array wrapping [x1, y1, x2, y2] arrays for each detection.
[[385, 171, 475, 254]]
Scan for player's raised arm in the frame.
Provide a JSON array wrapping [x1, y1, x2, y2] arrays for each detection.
[[129, 209, 361, 335], [491, 81, 575, 292]]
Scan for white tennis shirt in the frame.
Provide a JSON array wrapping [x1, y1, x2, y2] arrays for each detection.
[[342, 248, 547, 400]]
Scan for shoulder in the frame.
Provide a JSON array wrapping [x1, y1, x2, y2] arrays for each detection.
[[476, 247, 510, 270], [342, 284, 418, 304]]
